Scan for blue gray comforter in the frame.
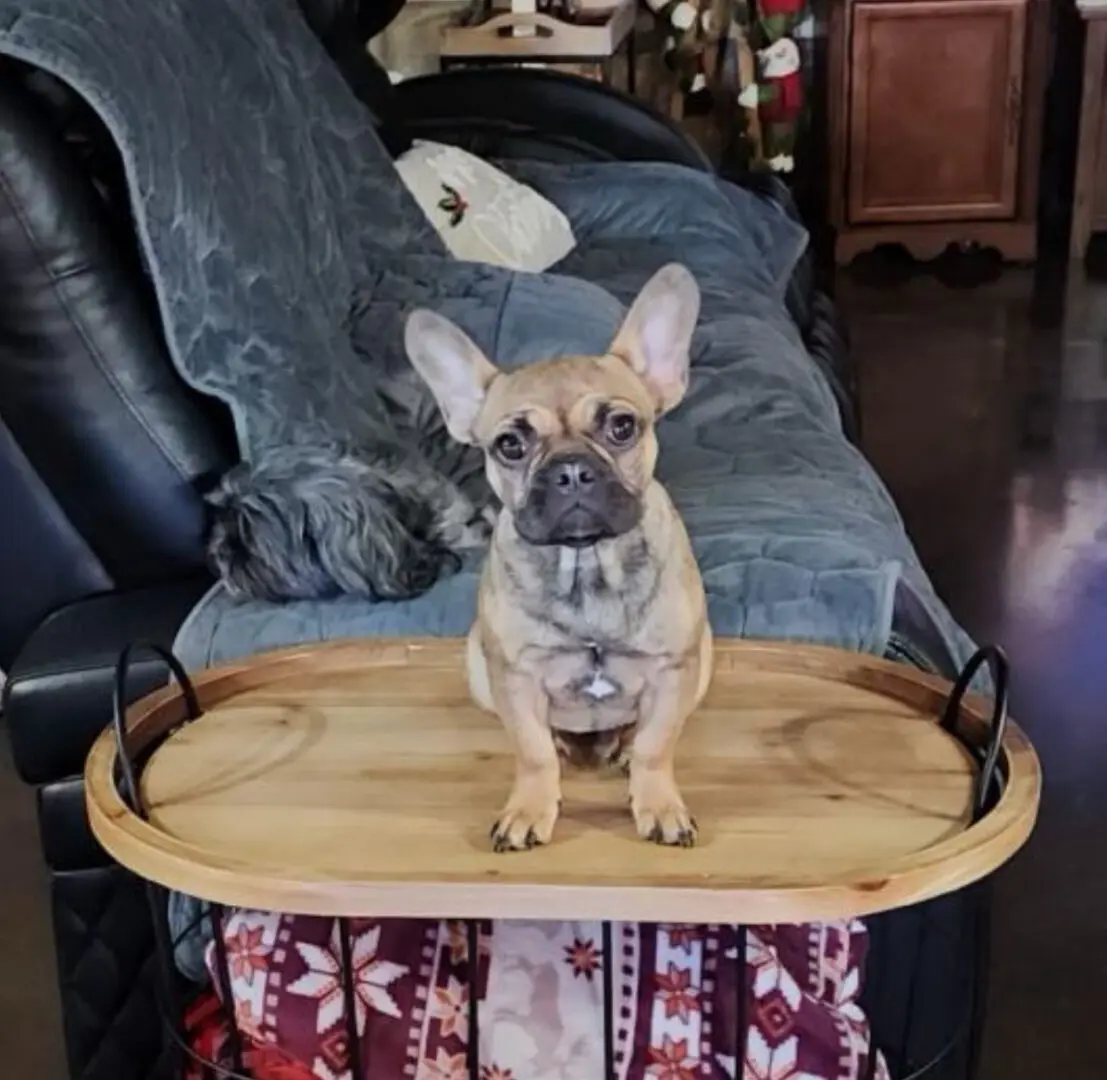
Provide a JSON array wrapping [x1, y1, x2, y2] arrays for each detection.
[[175, 161, 971, 675]]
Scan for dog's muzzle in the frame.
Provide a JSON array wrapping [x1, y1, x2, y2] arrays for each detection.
[[515, 452, 641, 547]]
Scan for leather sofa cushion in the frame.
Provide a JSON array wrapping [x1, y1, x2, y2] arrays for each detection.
[[0, 416, 112, 669], [40, 776, 112, 872], [3, 578, 211, 785], [0, 72, 236, 581]]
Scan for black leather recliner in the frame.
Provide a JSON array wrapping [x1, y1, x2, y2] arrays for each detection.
[[0, 5, 856, 1080]]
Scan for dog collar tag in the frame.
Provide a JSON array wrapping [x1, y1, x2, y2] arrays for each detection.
[[582, 642, 617, 700], [583, 671, 618, 701]]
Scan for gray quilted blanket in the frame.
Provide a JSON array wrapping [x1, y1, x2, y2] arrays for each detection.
[[174, 154, 979, 674], [0, 0, 978, 670]]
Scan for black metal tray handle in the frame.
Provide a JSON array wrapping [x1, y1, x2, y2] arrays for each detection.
[[939, 644, 1010, 822], [112, 640, 203, 820]]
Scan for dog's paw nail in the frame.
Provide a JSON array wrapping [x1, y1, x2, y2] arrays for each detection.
[[678, 829, 697, 848], [648, 824, 664, 844], [491, 820, 515, 852], [490, 796, 558, 851]]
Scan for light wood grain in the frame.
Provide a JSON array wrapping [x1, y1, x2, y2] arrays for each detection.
[[85, 639, 1040, 923]]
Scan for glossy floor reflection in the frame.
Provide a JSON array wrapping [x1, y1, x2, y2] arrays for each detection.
[[843, 264, 1107, 1080]]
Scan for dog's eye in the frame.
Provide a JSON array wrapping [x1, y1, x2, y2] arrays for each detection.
[[606, 412, 638, 446], [493, 431, 527, 463]]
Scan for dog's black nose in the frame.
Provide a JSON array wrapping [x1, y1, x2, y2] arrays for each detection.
[[550, 455, 596, 493]]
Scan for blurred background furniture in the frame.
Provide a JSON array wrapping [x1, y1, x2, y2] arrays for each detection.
[[439, 0, 638, 92], [828, 0, 1050, 265]]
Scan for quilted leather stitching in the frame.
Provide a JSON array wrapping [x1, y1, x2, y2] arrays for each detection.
[[53, 866, 176, 1080]]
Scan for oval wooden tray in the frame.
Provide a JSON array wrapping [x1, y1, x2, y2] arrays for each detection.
[[86, 639, 1040, 923]]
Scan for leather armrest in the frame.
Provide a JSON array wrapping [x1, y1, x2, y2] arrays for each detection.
[[392, 68, 712, 171], [3, 577, 211, 785], [39, 776, 111, 870]]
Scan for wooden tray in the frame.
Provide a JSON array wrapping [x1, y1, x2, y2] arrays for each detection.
[[85, 639, 1040, 923], [440, 0, 635, 61]]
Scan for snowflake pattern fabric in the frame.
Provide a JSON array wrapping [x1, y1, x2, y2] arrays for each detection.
[[187, 916, 887, 1080]]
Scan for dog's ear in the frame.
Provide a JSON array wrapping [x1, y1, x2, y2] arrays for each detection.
[[608, 263, 700, 414], [404, 309, 499, 444]]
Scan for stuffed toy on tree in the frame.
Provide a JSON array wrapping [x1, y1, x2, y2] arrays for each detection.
[[644, 0, 730, 111], [736, 33, 802, 171], [757, 0, 807, 38]]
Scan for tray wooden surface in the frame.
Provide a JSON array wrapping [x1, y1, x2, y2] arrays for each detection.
[[85, 639, 1040, 923]]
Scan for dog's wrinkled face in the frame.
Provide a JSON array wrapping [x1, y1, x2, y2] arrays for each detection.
[[404, 263, 701, 548], [476, 355, 654, 546]]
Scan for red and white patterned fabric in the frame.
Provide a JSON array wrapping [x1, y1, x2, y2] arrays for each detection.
[[185, 915, 889, 1080]]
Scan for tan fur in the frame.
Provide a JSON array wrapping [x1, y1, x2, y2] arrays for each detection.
[[405, 264, 713, 850]]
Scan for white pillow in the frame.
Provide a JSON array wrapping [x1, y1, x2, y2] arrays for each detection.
[[395, 140, 576, 272]]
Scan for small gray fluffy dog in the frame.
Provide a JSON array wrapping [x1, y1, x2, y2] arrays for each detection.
[[206, 337, 494, 603]]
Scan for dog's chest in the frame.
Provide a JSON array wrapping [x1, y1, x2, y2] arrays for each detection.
[[544, 643, 626, 699], [504, 539, 666, 732], [538, 643, 647, 732]]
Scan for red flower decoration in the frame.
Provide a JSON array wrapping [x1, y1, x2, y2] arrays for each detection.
[[655, 963, 700, 1021], [446, 921, 491, 966], [647, 1035, 698, 1080], [233, 999, 259, 1038], [226, 924, 269, 984], [665, 925, 701, 954], [422, 1048, 468, 1079], [431, 976, 470, 1042], [563, 937, 603, 981]]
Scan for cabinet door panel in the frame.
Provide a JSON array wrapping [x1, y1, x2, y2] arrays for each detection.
[[848, 0, 1026, 224]]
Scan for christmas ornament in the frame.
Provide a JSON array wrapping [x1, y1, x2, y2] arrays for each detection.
[[754, 35, 802, 171]]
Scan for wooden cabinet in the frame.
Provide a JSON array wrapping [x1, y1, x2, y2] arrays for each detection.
[[828, 0, 1047, 265], [1071, 8, 1107, 257]]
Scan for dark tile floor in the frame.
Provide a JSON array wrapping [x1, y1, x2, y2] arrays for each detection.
[[1, 263, 1105, 1078], [843, 264, 1107, 1080]]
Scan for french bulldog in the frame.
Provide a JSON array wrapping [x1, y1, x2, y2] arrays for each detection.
[[404, 263, 713, 851]]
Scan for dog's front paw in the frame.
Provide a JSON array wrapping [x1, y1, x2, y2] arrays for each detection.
[[630, 769, 697, 848], [491, 781, 561, 852]]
